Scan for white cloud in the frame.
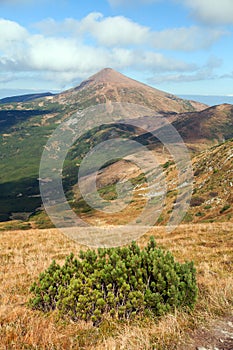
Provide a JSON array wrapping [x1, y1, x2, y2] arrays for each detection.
[[79, 13, 150, 46], [149, 56, 222, 84], [108, 48, 196, 72], [35, 14, 225, 51], [150, 26, 226, 51], [35, 13, 150, 46], [0, 15, 226, 90], [178, 0, 233, 24], [0, 19, 28, 50], [0, 72, 15, 83], [149, 70, 215, 84], [108, 0, 233, 25]]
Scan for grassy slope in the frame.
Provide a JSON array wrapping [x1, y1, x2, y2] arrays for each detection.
[[0, 223, 232, 349], [0, 86, 232, 223], [1, 139, 232, 228], [65, 139, 232, 227], [0, 99, 80, 220]]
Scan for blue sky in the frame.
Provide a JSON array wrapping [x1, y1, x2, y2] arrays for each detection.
[[0, 0, 233, 98]]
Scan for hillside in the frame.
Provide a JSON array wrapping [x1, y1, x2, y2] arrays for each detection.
[[65, 139, 232, 229], [0, 68, 232, 224], [56, 68, 206, 113], [173, 103, 233, 151], [0, 68, 232, 350], [0, 92, 54, 104], [164, 139, 233, 224]]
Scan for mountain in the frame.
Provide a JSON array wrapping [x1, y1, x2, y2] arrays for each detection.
[[69, 139, 233, 227], [0, 92, 54, 104], [190, 139, 233, 222], [56, 68, 207, 113], [173, 103, 233, 151], [0, 67, 232, 225]]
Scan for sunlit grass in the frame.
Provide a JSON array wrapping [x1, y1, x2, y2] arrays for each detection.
[[0, 222, 232, 349]]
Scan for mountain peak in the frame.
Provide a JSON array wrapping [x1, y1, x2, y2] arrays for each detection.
[[61, 68, 207, 113], [87, 67, 135, 84]]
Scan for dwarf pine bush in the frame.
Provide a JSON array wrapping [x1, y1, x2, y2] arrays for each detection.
[[29, 237, 198, 324]]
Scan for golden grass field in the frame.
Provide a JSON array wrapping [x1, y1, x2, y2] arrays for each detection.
[[0, 222, 232, 349]]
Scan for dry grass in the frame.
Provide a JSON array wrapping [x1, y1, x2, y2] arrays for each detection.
[[0, 223, 232, 349]]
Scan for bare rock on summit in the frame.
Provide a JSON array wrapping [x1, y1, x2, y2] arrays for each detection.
[[57, 67, 207, 113]]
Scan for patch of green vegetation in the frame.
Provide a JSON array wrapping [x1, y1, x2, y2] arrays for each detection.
[[220, 204, 231, 214], [98, 183, 118, 201], [0, 177, 41, 221], [167, 190, 178, 198], [195, 211, 205, 217], [183, 213, 193, 223], [162, 160, 175, 169], [157, 214, 164, 224], [29, 211, 54, 229], [0, 220, 31, 231], [72, 198, 94, 214], [0, 108, 50, 133], [0, 103, 73, 221], [131, 172, 147, 186], [29, 237, 198, 325]]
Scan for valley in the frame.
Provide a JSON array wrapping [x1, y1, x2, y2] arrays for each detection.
[[0, 68, 232, 227]]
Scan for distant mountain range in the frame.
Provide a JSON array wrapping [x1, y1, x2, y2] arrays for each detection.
[[180, 94, 233, 106], [1, 91, 232, 108], [0, 92, 54, 104], [0, 68, 232, 226]]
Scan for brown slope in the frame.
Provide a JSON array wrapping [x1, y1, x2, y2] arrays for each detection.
[[73, 139, 232, 227], [173, 103, 233, 150], [56, 68, 207, 113], [183, 139, 233, 223]]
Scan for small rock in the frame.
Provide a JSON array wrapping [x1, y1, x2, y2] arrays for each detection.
[[196, 347, 208, 350]]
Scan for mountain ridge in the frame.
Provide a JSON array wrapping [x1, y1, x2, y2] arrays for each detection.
[[55, 68, 207, 113], [0, 67, 232, 224], [0, 92, 54, 104]]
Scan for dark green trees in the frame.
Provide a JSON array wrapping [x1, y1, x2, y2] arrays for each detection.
[[29, 237, 198, 324]]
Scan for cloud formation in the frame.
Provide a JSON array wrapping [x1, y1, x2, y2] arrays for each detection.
[[108, 0, 233, 25], [0, 18, 28, 48], [180, 0, 233, 25], [1, 17, 199, 88], [0, 12, 226, 89], [149, 56, 222, 84], [150, 26, 225, 51], [35, 14, 225, 51]]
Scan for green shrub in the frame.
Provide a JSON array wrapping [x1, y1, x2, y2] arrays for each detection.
[[220, 204, 231, 213], [204, 205, 212, 210], [195, 211, 205, 217], [162, 161, 174, 169], [29, 237, 198, 325], [183, 213, 193, 222]]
